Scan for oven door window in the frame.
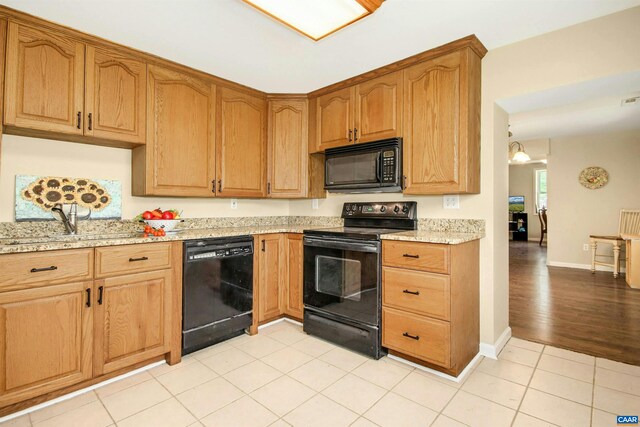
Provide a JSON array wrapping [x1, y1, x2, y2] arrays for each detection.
[[315, 255, 362, 301], [326, 151, 379, 186], [304, 243, 379, 326]]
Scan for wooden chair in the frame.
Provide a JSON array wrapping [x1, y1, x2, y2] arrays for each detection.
[[590, 210, 640, 278], [538, 208, 547, 246]]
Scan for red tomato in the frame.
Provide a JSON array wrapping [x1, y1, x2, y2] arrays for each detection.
[[161, 211, 174, 220], [142, 211, 153, 220], [142, 233, 148, 238]]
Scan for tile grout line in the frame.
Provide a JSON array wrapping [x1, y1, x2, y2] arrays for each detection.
[[509, 340, 544, 427], [94, 391, 117, 427]]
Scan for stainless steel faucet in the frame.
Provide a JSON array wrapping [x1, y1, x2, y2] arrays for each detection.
[[52, 202, 79, 235]]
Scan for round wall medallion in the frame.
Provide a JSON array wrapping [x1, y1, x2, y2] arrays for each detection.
[[579, 167, 609, 189]]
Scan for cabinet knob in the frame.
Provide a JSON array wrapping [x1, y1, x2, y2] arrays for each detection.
[[354, 128, 358, 141], [348, 129, 353, 142]]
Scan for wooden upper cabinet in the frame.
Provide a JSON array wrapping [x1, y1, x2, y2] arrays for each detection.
[[354, 71, 402, 143], [84, 46, 146, 144], [94, 270, 171, 376], [217, 87, 267, 198], [0, 282, 92, 407], [315, 87, 354, 151], [268, 98, 308, 198], [4, 22, 84, 135], [403, 49, 481, 194], [133, 65, 215, 197]]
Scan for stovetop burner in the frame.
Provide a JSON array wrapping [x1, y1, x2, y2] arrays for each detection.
[[304, 202, 417, 240]]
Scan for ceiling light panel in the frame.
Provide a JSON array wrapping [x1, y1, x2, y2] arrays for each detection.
[[243, 0, 378, 41]]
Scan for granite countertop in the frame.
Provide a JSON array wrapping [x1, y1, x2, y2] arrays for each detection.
[[380, 229, 485, 244], [0, 217, 486, 254], [0, 225, 321, 255]]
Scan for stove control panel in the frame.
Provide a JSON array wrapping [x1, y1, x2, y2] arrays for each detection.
[[342, 202, 417, 219]]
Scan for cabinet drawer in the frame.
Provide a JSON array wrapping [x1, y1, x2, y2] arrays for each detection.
[[382, 267, 450, 320], [0, 249, 93, 291], [382, 241, 449, 274], [382, 307, 450, 368], [95, 243, 172, 278]]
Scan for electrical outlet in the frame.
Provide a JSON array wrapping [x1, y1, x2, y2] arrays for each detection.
[[583, 244, 590, 251], [443, 195, 460, 209], [230, 199, 238, 209], [312, 199, 319, 209]]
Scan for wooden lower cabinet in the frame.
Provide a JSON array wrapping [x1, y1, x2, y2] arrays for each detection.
[[381, 239, 479, 376], [251, 233, 304, 332], [284, 234, 304, 320], [0, 242, 181, 415], [94, 270, 172, 375], [257, 234, 284, 323], [0, 281, 93, 407]]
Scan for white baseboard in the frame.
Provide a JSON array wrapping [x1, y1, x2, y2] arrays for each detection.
[[0, 360, 165, 423], [479, 327, 512, 359], [258, 317, 303, 330], [388, 351, 483, 384], [547, 261, 626, 273]]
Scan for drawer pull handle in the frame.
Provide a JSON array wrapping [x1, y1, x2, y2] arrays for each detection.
[[97, 286, 104, 305], [402, 289, 420, 296], [30, 266, 58, 273], [403, 332, 420, 340], [129, 256, 149, 262], [402, 254, 420, 259]]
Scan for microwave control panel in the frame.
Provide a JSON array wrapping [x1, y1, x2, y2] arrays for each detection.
[[381, 150, 397, 183]]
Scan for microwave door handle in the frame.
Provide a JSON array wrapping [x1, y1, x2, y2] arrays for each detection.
[[376, 153, 382, 184]]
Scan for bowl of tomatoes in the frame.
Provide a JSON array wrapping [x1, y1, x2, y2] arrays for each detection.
[[135, 208, 183, 233]]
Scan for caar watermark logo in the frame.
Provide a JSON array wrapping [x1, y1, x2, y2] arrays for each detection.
[[618, 415, 639, 425]]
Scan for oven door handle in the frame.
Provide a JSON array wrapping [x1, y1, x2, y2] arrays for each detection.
[[304, 237, 380, 253]]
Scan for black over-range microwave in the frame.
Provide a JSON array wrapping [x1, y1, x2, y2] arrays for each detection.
[[324, 138, 402, 193]]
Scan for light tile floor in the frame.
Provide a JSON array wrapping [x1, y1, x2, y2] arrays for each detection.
[[3, 322, 640, 427]]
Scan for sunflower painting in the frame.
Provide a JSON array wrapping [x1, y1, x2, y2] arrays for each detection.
[[15, 175, 122, 221]]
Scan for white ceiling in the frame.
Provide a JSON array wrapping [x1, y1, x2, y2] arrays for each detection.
[[3, 0, 640, 93], [503, 71, 640, 140]]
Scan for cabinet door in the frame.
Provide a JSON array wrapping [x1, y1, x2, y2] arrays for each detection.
[[4, 22, 85, 134], [316, 87, 354, 151], [94, 270, 171, 375], [85, 46, 146, 144], [268, 98, 308, 198], [0, 282, 92, 407], [136, 65, 215, 197], [354, 71, 402, 143], [217, 87, 267, 197], [258, 234, 283, 323], [403, 51, 464, 194], [284, 234, 304, 320]]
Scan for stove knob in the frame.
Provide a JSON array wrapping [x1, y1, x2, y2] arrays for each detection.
[[402, 205, 409, 213], [380, 206, 386, 213], [393, 206, 400, 213]]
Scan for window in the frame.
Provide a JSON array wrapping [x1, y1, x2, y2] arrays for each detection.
[[535, 169, 547, 212]]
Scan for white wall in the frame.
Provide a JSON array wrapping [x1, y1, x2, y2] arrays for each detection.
[[547, 130, 640, 267], [0, 135, 290, 221], [509, 163, 546, 239]]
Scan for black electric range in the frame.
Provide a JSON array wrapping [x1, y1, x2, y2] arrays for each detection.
[[302, 201, 417, 358]]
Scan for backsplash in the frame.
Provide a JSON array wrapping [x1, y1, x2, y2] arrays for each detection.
[[0, 216, 484, 238]]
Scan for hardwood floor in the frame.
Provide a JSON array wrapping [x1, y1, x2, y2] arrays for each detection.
[[509, 240, 640, 365]]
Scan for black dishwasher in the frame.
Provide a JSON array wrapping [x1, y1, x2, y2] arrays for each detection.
[[182, 236, 253, 355]]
